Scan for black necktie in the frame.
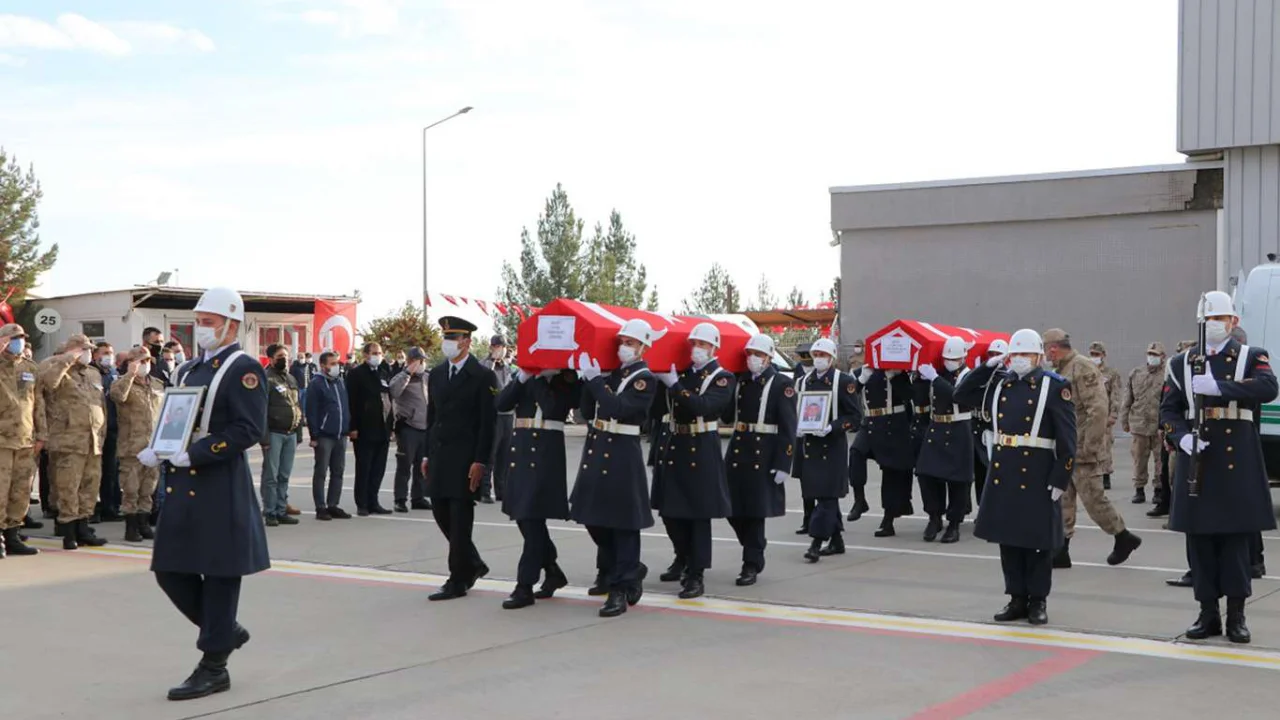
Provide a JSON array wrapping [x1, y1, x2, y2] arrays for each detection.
[[450, 365, 458, 380]]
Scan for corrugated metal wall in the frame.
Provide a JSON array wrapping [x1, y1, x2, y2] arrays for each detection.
[[1178, 0, 1280, 153], [1224, 144, 1280, 276], [838, 211, 1218, 375]]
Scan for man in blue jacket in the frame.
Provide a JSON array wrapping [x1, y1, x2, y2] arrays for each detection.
[[304, 352, 352, 521]]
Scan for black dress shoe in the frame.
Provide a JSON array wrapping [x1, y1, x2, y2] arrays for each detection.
[[736, 568, 759, 587], [356, 508, 371, 517], [874, 518, 895, 538], [1166, 572, 1193, 588], [993, 596, 1029, 622], [328, 507, 351, 519], [429, 582, 467, 601], [371, 506, 393, 515], [167, 655, 231, 701], [1027, 598, 1048, 625], [678, 576, 705, 600], [940, 522, 961, 544], [659, 559, 686, 583], [276, 514, 298, 526], [819, 534, 846, 556], [588, 573, 609, 596], [534, 565, 569, 599], [479, 496, 495, 505], [795, 525, 809, 535], [599, 589, 628, 618], [1107, 530, 1142, 566], [234, 624, 251, 651], [804, 539, 822, 563], [1226, 599, 1251, 644], [1131, 489, 1146, 504], [469, 562, 490, 590], [1185, 606, 1223, 640], [1146, 504, 1169, 518], [315, 508, 332, 521], [923, 516, 943, 542], [502, 585, 535, 610], [411, 500, 433, 511], [847, 498, 870, 522], [626, 564, 647, 606], [394, 502, 409, 513]]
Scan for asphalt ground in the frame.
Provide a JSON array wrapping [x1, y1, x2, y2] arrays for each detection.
[[7, 431, 1280, 719]]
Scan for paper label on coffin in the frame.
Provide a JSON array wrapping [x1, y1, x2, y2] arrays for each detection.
[[878, 333, 915, 363], [529, 316, 578, 352]]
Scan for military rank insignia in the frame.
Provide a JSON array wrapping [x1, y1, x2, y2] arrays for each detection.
[[241, 373, 259, 390], [1065, 458, 1073, 471], [1061, 387, 1071, 401], [847, 384, 856, 394], [634, 380, 647, 391], [716, 377, 729, 387], [211, 441, 228, 454], [783, 386, 795, 398]]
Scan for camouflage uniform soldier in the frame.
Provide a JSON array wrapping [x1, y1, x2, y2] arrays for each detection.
[[1088, 342, 1123, 489], [41, 334, 108, 550], [0, 324, 45, 557], [847, 340, 865, 374], [1121, 342, 1166, 506], [110, 348, 165, 542], [1042, 329, 1141, 569]]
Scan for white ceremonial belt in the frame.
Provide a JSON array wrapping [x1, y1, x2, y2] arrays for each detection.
[[674, 420, 719, 435], [931, 412, 973, 423], [995, 433, 1055, 450], [514, 419, 565, 432], [1202, 407, 1254, 422], [866, 405, 906, 418], [591, 419, 641, 436], [735, 422, 778, 435]]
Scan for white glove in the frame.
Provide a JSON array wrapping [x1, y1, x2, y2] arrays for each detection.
[[1191, 372, 1221, 397], [516, 368, 532, 383], [136, 448, 160, 468], [656, 363, 680, 387], [577, 352, 601, 381], [981, 429, 994, 448], [815, 424, 833, 437], [858, 367, 873, 384], [773, 470, 789, 485], [170, 451, 191, 467], [1049, 486, 1064, 502], [918, 364, 938, 381], [1179, 435, 1210, 455], [986, 353, 1008, 368]]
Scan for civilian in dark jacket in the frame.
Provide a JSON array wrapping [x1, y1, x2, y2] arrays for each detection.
[[304, 352, 352, 521], [389, 347, 432, 513], [95, 342, 123, 522], [347, 342, 395, 516], [260, 344, 302, 526]]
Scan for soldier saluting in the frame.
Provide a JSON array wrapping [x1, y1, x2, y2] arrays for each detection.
[[1161, 291, 1277, 644], [956, 329, 1075, 626]]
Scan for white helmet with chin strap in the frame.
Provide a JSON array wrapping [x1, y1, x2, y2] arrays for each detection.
[[810, 338, 837, 357], [617, 319, 655, 347], [941, 336, 969, 360], [1008, 329, 1043, 354], [688, 322, 721, 348], [1198, 290, 1238, 319], [193, 287, 246, 323], [987, 339, 1009, 356], [744, 333, 774, 355]]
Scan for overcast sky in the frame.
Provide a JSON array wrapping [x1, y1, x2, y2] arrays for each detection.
[[1, 0, 1182, 328]]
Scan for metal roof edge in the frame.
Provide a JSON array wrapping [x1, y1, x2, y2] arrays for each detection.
[[828, 161, 1224, 195], [37, 286, 359, 303]]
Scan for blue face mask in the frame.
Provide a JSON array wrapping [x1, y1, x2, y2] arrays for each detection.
[[7, 338, 24, 355]]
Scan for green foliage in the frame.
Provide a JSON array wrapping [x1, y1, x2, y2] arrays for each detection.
[[786, 286, 807, 308], [749, 274, 778, 311], [14, 299, 44, 351], [584, 210, 649, 308], [361, 301, 441, 357], [827, 276, 840, 305], [682, 263, 741, 314], [0, 148, 58, 300]]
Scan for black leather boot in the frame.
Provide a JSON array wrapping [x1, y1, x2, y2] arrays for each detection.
[[502, 584, 535, 610], [137, 513, 155, 540], [167, 653, 231, 701], [874, 517, 895, 538], [1130, 488, 1145, 504], [940, 521, 961, 544], [1185, 601, 1223, 640], [1027, 598, 1048, 625], [1107, 530, 1142, 566], [820, 533, 846, 556], [534, 564, 568, 599], [923, 515, 943, 542], [1226, 598, 1251, 644], [0, 527, 5, 558], [993, 596, 1028, 622], [75, 519, 107, 547], [847, 490, 870, 522], [3, 527, 38, 556], [679, 574, 705, 600], [124, 514, 142, 542], [736, 565, 759, 586], [1052, 539, 1072, 569], [626, 563, 647, 606], [57, 522, 77, 550], [587, 573, 609, 597], [659, 557, 686, 583], [599, 589, 628, 618], [1102, 474, 1111, 490], [804, 538, 823, 563]]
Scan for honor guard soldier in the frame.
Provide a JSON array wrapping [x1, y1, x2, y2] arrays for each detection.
[[792, 341, 815, 535], [136, 288, 271, 701], [971, 339, 1008, 508], [956, 329, 1075, 626], [850, 365, 915, 535], [496, 367, 579, 609], [651, 322, 735, 599], [0, 324, 44, 557], [915, 337, 975, 544], [793, 338, 860, 562], [40, 333, 109, 550], [422, 316, 498, 602], [1161, 291, 1276, 644], [571, 319, 659, 617], [726, 334, 797, 585]]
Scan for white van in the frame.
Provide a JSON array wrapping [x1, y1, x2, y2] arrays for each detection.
[[1233, 257, 1280, 480]]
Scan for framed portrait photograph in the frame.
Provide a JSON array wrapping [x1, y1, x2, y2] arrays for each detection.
[[150, 387, 205, 459], [796, 392, 831, 434]]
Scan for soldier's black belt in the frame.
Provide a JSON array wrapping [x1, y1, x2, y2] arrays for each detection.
[[590, 419, 641, 436], [734, 422, 778, 435], [514, 418, 565, 432], [866, 405, 906, 418], [931, 412, 972, 423]]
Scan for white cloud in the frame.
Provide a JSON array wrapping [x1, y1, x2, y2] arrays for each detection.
[[110, 21, 216, 53], [0, 52, 25, 67], [55, 13, 131, 55], [289, 0, 402, 37], [0, 13, 214, 58]]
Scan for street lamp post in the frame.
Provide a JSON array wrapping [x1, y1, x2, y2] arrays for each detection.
[[422, 106, 473, 323]]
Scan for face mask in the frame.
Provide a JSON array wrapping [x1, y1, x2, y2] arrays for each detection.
[[441, 340, 461, 361], [1146, 355, 1162, 367], [174, 351, 186, 364], [368, 355, 382, 367], [491, 349, 506, 361], [1205, 320, 1230, 344], [326, 365, 341, 379], [1009, 356, 1035, 377], [1090, 356, 1103, 366], [137, 363, 151, 377], [746, 356, 766, 375], [690, 347, 712, 366], [195, 325, 223, 351], [76, 350, 92, 365], [100, 354, 115, 368], [6, 338, 24, 355], [273, 358, 288, 371], [852, 346, 863, 355], [812, 356, 832, 373], [617, 344, 637, 364], [943, 359, 963, 372], [397, 357, 406, 365]]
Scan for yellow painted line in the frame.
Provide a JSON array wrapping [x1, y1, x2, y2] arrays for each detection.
[[29, 540, 1280, 671]]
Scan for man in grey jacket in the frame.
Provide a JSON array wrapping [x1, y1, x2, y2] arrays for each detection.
[[479, 335, 514, 504], [390, 346, 432, 513]]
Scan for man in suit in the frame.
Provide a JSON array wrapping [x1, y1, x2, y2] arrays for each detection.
[[347, 342, 394, 516], [421, 317, 499, 601]]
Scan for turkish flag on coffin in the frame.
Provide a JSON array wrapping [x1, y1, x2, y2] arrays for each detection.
[[516, 299, 753, 373], [864, 319, 1010, 371]]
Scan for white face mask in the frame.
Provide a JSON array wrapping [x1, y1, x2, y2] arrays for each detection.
[[100, 354, 115, 368], [77, 349, 92, 365], [617, 344, 638, 364], [441, 340, 461, 360], [368, 355, 382, 367], [943, 359, 963, 372], [746, 356, 766, 375], [326, 365, 341, 379], [174, 351, 186, 364], [137, 363, 151, 377], [1090, 356, 1103, 366], [1009, 356, 1035, 377], [1205, 320, 1230, 344], [1146, 355, 1162, 367], [690, 347, 712, 366], [812, 356, 832, 373], [194, 325, 223, 351], [491, 348, 506, 361]]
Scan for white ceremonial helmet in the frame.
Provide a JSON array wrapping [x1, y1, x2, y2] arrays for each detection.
[[688, 322, 721, 348], [987, 339, 1009, 355], [1198, 290, 1238, 319], [617, 319, 655, 347], [810, 338, 837, 357], [941, 336, 969, 360], [193, 287, 246, 323], [744, 333, 774, 355], [1007, 329, 1043, 354]]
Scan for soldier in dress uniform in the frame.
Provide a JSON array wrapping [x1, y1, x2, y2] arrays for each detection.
[[496, 366, 579, 609], [0, 324, 44, 557], [650, 322, 735, 599], [1088, 342, 1123, 490], [421, 316, 498, 602], [136, 288, 270, 701], [956, 329, 1075, 626], [792, 342, 815, 535], [793, 338, 860, 562], [915, 337, 975, 544], [1162, 292, 1276, 644], [571, 319, 659, 617], [726, 334, 797, 585], [850, 364, 915, 535], [970, 339, 1009, 509]]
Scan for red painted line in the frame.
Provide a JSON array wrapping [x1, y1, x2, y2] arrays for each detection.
[[907, 649, 1099, 720]]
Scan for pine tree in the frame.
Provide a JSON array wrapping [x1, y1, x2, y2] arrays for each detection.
[[682, 263, 742, 314], [786, 286, 807, 309], [0, 148, 58, 305]]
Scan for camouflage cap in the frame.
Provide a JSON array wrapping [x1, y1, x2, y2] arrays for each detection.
[[62, 333, 94, 351], [1146, 341, 1167, 355], [1041, 328, 1069, 346], [1088, 341, 1107, 355], [1177, 339, 1197, 352], [0, 323, 27, 340]]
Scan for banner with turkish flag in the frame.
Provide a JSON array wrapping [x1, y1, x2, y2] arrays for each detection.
[[313, 299, 358, 357]]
